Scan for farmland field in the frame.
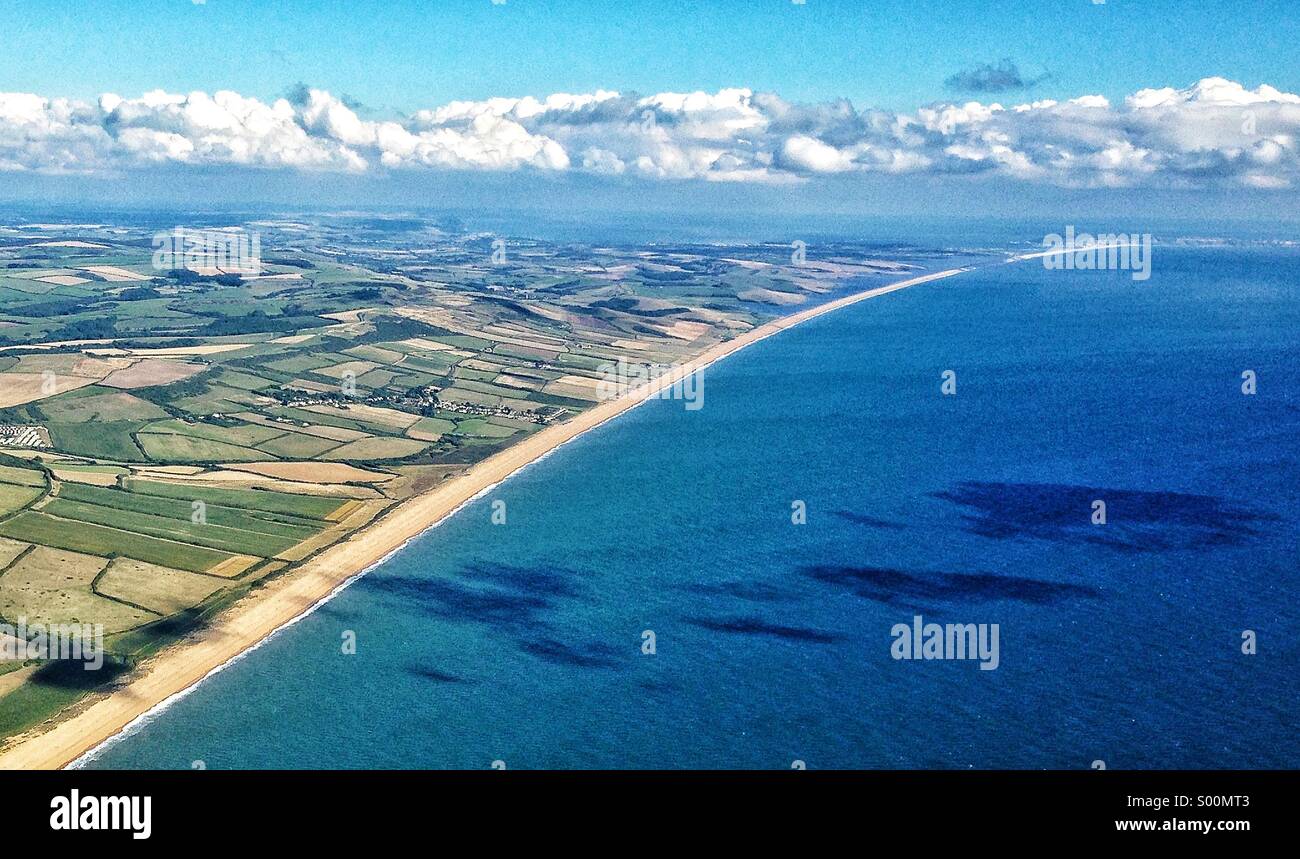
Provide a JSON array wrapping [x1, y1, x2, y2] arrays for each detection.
[[137, 433, 267, 462], [0, 512, 239, 573], [0, 545, 153, 632], [95, 558, 228, 616], [255, 433, 342, 458], [37, 390, 167, 423], [39, 498, 300, 556], [320, 437, 428, 461], [120, 479, 349, 520], [0, 483, 44, 517], [0, 464, 45, 487]]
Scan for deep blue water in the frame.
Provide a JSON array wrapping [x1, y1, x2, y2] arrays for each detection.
[[86, 246, 1299, 769]]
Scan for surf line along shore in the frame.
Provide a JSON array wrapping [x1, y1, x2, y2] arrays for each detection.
[[0, 266, 966, 771]]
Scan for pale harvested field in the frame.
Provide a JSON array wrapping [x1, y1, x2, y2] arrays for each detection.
[[302, 403, 420, 430], [494, 374, 544, 391], [71, 356, 135, 377], [115, 344, 250, 357], [610, 338, 663, 352], [50, 468, 123, 487], [320, 437, 428, 461], [324, 499, 366, 523], [130, 470, 380, 498], [131, 465, 205, 476], [284, 378, 336, 393], [552, 374, 604, 391], [274, 499, 386, 562], [95, 559, 227, 616], [0, 374, 98, 408], [0, 450, 59, 462], [13, 269, 75, 280], [14, 354, 132, 377], [227, 462, 394, 484], [0, 339, 114, 354], [399, 337, 455, 351], [101, 359, 203, 389], [0, 538, 29, 569], [29, 241, 107, 249], [35, 275, 90, 286], [0, 664, 38, 699], [542, 381, 602, 401], [0, 546, 153, 632], [81, 266, 145, 282], [205, 555, 262, 579], [738, 287, 808, 306], [233, 412, 369, 442], [649, 319, 713, 340]]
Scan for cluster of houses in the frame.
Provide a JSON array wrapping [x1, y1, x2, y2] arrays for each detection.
[[279, 387, 565, 427]]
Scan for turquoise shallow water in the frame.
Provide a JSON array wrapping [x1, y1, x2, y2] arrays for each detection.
[[86, 246, 1299, 769]]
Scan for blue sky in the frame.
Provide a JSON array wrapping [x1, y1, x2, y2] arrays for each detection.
[[3, 0, 1295, 112], [1, 0, 1297, 216]]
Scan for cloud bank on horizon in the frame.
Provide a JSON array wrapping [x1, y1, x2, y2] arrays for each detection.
[[1, 77, 1296, 190]]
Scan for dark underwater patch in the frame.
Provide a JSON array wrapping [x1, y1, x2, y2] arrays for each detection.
[[359, 562, 589, 630], [683, 615, 842, 644], [834, 511, 908, 530], [454, 563, 587, 600], [802, 564, 1099, 607], [363, 575, 552, 626], [520, 637, 622, 668], [404, 665, 471, 684], [932, 481, 1278, 552], [680, 580, 796, 603], [362, 564, 625, 669]]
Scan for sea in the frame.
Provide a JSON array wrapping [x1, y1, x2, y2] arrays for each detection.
[[82, 217, 1299, 769]]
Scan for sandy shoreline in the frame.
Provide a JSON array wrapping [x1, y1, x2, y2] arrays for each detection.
[[0, 266, 965, 770]]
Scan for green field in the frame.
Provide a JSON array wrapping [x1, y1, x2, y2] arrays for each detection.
[[0, 482, 44, 516], [255, 432, 343, 458], [0, 512, 235, 573], [46, 421, 148, 461], [344, 344, 405, 364], [406, 416, 456, 441], [213, 370, 277, 391], [57, 483, 322, 539], [121, 478, 346, 521], [265, 354, 336, 373], [137, 432, 269, 462], [141, 418, 285, 446], [39, 498, 299, 556], [398, 353, 457, 374], [453, 419, 518, 439], [0, 463, 46, 487]]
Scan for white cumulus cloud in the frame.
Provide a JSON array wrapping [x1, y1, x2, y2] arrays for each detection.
[[0, 78, 1296, 189]]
